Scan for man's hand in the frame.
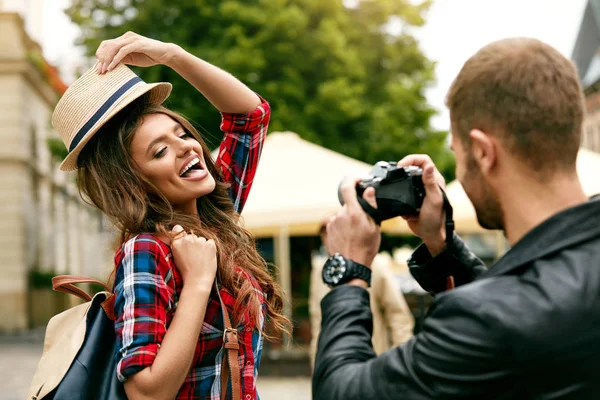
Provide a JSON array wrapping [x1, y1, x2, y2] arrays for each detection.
[[326, 178, 381, 269], [397, 154, 447, 256]]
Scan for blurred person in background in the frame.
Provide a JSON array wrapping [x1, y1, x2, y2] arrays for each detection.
[[52, 32, 289, 400], [309, 219, 414, 371], [312, 37, 600, 399]]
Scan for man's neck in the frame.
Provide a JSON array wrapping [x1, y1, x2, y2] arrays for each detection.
[[499, 173, 588, 246]]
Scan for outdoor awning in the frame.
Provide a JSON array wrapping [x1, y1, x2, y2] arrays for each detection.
[[229, 132, 411, 237], [445, 147, 600, 234]]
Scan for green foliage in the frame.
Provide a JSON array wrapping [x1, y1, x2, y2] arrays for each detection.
[[66, 0, 454, 180], [47, 137, 70, 161], [89, 283, 110, 295], [29, 269, 55, 289]]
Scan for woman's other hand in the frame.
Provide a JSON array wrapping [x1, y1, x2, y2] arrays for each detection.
[[95, 31, 182, 74], [170, 225, 217, 290]]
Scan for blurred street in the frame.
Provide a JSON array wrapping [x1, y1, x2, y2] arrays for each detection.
[[0, 331, 311, 400]]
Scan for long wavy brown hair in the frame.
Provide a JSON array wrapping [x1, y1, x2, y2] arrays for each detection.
[[76, 94, 289, 338]]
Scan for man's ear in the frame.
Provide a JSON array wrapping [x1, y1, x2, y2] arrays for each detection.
[[469, 129, 497, 175]]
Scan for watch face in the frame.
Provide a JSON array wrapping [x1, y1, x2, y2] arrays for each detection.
[[323, 255, 347, 286]]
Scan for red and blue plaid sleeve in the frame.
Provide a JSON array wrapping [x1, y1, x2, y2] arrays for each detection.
[[216, 96, 270, 214], [113, 234, 174, 382]]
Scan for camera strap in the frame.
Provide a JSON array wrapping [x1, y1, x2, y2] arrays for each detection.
[[357, 196, 386, 225], [440, 186, 456, 290], [439, 186, 455, 246], [359, 184, 456, 290]]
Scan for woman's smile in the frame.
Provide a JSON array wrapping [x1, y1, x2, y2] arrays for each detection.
[[178, 154, 209, 181]]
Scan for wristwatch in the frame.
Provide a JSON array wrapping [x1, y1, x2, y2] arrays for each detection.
[[322, 253, 372, 287]]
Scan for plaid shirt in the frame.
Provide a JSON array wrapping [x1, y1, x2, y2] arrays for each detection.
[[113, 97, 270, 400]]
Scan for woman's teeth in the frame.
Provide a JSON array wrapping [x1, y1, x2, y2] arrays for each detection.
[[180, 157, 200, 176]]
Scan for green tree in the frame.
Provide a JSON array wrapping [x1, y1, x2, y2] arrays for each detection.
[[66, 0, 454, 179]]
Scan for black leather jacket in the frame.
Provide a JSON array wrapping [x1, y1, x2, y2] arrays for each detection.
[[313, 197, 600, 399]]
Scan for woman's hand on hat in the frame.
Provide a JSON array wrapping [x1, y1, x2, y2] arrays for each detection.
[[95, 31, 181, 74], [170, 225, 217, 291]]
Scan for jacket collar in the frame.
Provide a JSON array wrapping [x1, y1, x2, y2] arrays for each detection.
[[482, 195, 600, 278]]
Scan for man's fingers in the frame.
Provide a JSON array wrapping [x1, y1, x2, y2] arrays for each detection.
[[423, 166, 438, 188], [397, 154, 442, 187], [340, 177, 362, 212], [398, 154, 446, 193], [434, 170, 447, 190], [327, 214, 336, 226], [423, 166, 447, 192], [420, 165, 444, 204], [397, 154, 434, 168], [362, 187, 377, 209]]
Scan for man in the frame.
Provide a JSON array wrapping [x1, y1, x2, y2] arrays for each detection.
[[308, 221, 414, 370], [313, 38, 600, 399]]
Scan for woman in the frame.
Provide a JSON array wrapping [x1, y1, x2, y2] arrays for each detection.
[[51, 32, 288, 399]]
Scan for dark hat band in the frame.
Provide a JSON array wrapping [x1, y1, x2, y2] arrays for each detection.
[[69, 76, 143, 152]]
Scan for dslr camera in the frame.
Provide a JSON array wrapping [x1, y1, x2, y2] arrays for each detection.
[[338, 161, 425, 223]]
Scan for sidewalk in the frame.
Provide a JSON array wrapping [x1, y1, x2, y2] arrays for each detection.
[[0, 332, 311, 400], [0, 332, 46, 400]]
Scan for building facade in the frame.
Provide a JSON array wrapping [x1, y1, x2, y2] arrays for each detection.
[[573, 0, 600, 153], [582, 90, 600, 152], [0, 11, 114, 332]]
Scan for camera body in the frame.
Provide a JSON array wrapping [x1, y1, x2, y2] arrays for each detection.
[[338, 161, 425, 222]]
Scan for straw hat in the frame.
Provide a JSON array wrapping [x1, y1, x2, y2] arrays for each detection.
[[52, 63, 172, 171]]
